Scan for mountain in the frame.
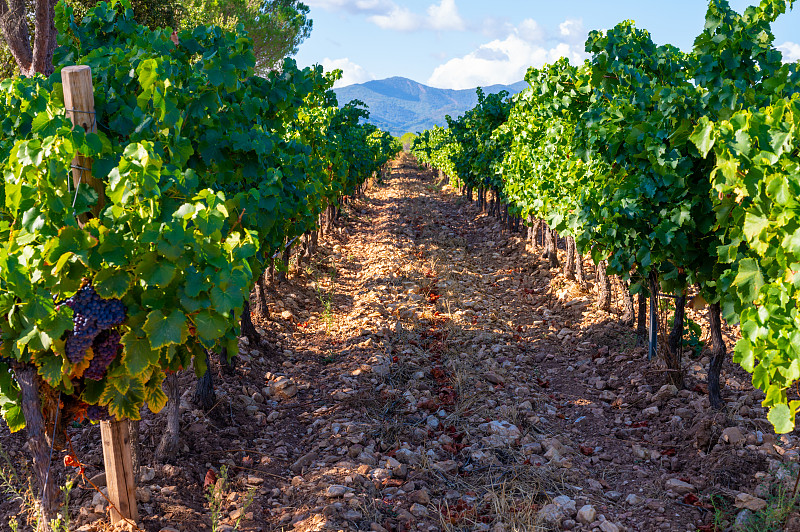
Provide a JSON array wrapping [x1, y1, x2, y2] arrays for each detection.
[[333, 77, 528, 137]]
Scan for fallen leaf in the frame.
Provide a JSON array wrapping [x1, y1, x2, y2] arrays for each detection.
[[204, 469, 217, 490], [683, 493, 700, 506]]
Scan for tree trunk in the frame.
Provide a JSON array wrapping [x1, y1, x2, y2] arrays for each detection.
[[0, 0, 58, 77], [564, 236, 576, 281], [15, 366, 59, 529], [193, 350, 216, 412], [708, 302, 726, 409], [666, 294, 686, 388], [596, 260, 611, 311], [636, 291, 648, 347], [617, 276, 635, 326], [156, 372, 180, 463], [0, 0, 33, 75], [31, 0, 57, 76]]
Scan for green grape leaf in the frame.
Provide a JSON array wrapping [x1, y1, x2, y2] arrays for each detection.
[[135, 254, 177, 288], [143, 309, 189, 350], [137, 58, 158, 91], [81, 379, 107, 405], [690, 118, 716, 157], [767, 402, 800, 434], [210, 286, 240, 316], [120, 330, 160, 376], [94, 268, 133, 298], [102, 377, 145, 421], [733, 258, 764, 303], [193, 310, 227, 342], [36, 353, 65, 386]]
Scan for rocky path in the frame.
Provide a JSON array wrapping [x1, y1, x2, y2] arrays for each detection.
[[14, 154, 800, 532], [239, 154, 799, 532]]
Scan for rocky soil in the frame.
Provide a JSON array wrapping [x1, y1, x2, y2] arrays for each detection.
[[2, 153, 800, 532]]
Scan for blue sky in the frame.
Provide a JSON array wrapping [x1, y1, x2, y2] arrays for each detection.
[[293, 0, 800, 89]]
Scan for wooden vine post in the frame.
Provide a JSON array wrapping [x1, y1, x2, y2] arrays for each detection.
[[62, 65, 105, 215], [62, 65, 139, 524]]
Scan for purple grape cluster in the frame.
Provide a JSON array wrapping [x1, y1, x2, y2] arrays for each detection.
[[62, 284, 126, 364], [86, 404, 111, 422], [84, 329, 122, 380]]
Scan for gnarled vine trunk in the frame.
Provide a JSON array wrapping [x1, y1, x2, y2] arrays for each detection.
[[240, 299, 258, 346], [575, 252, 586, 288], [277, 243, 291, 283], [617, 276, 635, 326], [564, 236, 576, 281], [666, 294, 686, 388], [708, 302, 726, 408], [636, 291, 648, 347], [156, 372, 180, 463], [254, 270, 269, 319], [15, 366, 59, 529], [193, 350, 216, 412], [596, 260, 611, 311], [543, 226, 559, 268]]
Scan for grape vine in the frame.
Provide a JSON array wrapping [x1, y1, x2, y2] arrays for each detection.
[[413, 0, 800, 432], [0, 0, 400, 431]]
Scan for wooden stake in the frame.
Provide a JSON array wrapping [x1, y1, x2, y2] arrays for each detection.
[[100, 419, 139, 523], [63, 66, 137, 525], [61, 65, 105, 215]]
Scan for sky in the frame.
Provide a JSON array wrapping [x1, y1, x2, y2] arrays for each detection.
[[293, 0, 800, 89]]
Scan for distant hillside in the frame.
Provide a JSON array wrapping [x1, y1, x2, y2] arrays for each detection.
[[333, 77, 528, 137]]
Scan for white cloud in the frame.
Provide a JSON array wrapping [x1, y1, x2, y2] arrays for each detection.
[[778, 41, 800, 62], [305, 0, 394, 15], [364, 0, 467, 32], [368, 5, 423, 31], [518, 18, 545, 43], [558, 19, 585, 43], [427, 19, 588, 90], [427, 0, 465, 31], [321, 57, 374, 88], [480, 17, 513, 39]]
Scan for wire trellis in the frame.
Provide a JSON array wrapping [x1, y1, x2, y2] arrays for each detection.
[[65, 108, 98, 214]]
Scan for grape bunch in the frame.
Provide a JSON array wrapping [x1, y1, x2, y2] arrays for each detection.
[[84, 329, 122, 380], [62, 284, 126, 364], [86, 404, 111, 422]]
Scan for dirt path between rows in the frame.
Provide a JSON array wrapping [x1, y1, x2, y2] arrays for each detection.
[[5, 154, 800, 532]]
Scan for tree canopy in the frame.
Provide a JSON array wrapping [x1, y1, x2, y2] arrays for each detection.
[[0, 0, 311, 77]]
